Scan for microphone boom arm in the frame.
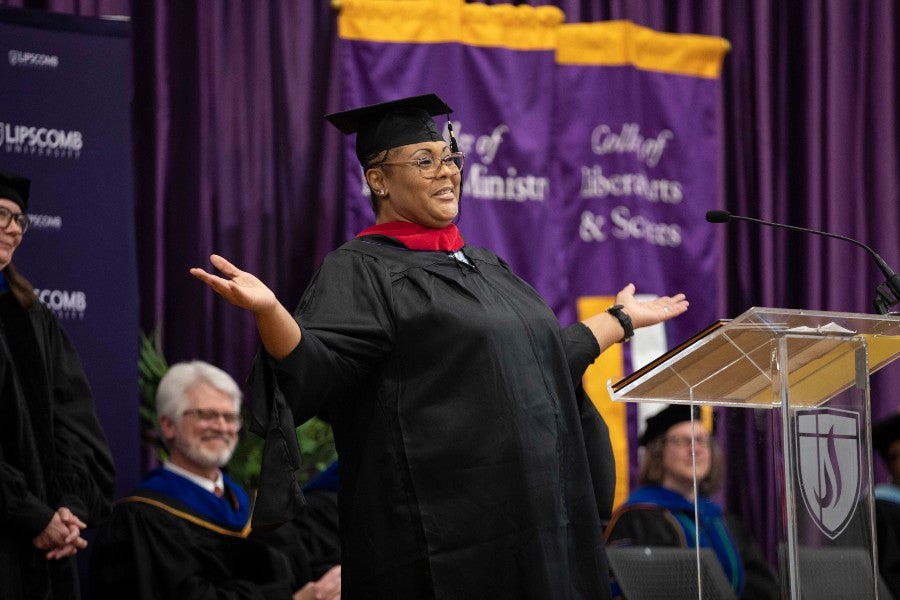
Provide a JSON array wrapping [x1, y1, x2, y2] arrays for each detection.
[[706, 210, 900, 315]]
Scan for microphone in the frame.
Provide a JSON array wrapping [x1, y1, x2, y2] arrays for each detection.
[[706, 210, 900, 315]]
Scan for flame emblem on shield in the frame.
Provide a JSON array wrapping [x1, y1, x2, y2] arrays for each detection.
[[795, 408, 861, 540]]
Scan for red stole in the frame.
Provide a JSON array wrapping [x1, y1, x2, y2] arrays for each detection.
[[355, 222, 464, 252]]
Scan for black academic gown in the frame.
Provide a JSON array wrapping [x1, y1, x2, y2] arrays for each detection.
[[251, 236, 615, 600], [0, 289, 115, 600], [88, 475, 298, 600], [252, 487, 341, 582]]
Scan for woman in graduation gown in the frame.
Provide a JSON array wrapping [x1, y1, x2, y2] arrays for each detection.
[[0, 170, 116, 599], [604, 405, 779, 599], [192, 94, 689, 599]]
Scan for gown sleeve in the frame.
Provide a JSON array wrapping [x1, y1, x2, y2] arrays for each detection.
[[0, 462, 56, 538], [0, 347, 55, 536], [576, 384, 616, 521], [246, 249, 395, 528], [38, 307, 115, 523], [561, 321, 601, 387], [250, 489, 341, 583], [561, 322, 614, 519]]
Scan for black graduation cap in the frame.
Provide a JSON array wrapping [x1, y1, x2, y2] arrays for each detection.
[[0, 169, 30, 211], [640, 404, 706, 446], [873, 413, 900, 462], [326, 93, 455, 167]]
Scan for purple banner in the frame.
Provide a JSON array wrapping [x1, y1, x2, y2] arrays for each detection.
[[552, 62, 722, 343], [0, 9, 139, 498]]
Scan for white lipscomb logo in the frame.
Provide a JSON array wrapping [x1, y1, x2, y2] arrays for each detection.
[[34, 288, 87, 320], [795, 408, 861, 540]]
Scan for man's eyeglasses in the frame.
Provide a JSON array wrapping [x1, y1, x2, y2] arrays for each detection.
[[664, 435, 712, 448], [374, 152, 465, 179], [181, 408, 243, 428], [0, 206, 30, 233]]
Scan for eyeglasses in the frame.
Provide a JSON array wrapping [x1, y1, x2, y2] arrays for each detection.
[[0, 206, 30, 233], [374, 152, 465, 179], [181, 408, 243, 428], [665, 435, 712, 448]]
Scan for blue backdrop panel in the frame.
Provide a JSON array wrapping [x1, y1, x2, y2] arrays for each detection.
[[0, 8, 139, 498]]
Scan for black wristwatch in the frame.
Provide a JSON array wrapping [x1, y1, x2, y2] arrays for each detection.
[[606, 304, 634, 343]]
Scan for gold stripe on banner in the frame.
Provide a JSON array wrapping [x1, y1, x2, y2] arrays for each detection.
[[577, 296, 630, 509], [337, 0, 563, 50], [460, 3, 563, 50], [338, 0, 462, 44], [556, 20, 730, 79], [701, 406, 714, 435]]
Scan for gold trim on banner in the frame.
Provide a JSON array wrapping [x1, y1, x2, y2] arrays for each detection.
[[461, 4, 563, 50], [338, 0, 563, 50], [557, 20, 730, 79], [338, 0, 459, 44]]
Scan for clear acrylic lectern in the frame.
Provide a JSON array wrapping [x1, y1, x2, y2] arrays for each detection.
[[609, 307, 900, 599]]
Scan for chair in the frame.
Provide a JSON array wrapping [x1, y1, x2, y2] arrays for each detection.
[[782, 545, 895, 600], [606, 546, 737, 600]]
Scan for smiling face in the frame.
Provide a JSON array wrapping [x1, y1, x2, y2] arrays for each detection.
[[660, 420, 712, 495], [159, 381, 240, 480], [366, 140, 461, 228], [0, 198, 26, 270]]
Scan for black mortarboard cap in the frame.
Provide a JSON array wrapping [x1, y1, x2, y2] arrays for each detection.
[[640, 404, 705, 446], [326, 93, 453, 167], [873, 413, 900, 462], [0, 169, 30, 211]]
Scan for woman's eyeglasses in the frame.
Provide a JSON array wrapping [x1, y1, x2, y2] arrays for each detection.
[[181, 408, 243, 428], [0, 206, 30, 233], [664, 435, 712, 448], [374, 152, 465, 179]]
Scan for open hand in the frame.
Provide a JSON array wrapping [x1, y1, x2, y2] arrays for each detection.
[[190, 254, 279, 315], [615, 283, 689, 329]]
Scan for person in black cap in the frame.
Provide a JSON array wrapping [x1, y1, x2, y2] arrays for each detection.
[[604, 404, 778, 599], [0, 169, 116, 599], [191, 93, 690, 599], [872, 412, 900, 598]]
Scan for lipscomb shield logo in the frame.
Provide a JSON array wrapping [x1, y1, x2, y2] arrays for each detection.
[[795, 408, 861, 539]]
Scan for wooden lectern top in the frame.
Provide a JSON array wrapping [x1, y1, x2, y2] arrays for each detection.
[[608, 307, 900, 408]]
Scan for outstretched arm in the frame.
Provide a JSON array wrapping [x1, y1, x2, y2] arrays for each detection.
[[190, 254, 301, 360], [580, 283, 688, 352]]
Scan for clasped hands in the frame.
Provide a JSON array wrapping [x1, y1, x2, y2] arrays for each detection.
[[32, 506, 88, 560]]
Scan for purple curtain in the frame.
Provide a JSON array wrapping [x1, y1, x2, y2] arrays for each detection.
[[127, 1, 347, 381], [4, 0, 898, 568]]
